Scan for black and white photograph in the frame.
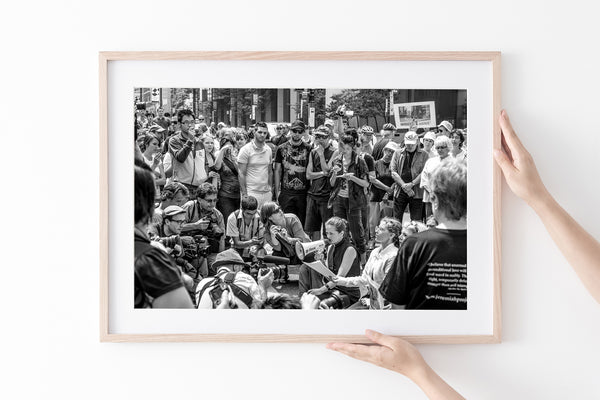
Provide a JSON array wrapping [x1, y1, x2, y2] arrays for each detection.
[[134, 87, 468, 311]]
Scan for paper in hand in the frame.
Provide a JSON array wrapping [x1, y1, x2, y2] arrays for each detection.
[[303, 261, 336, 279]]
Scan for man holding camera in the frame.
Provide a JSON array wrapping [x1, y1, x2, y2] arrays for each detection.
[[168, 109, 208, 192], [195, 249, 273, 309], [181, 182, 225, 275], [274, 119, 312, 225]]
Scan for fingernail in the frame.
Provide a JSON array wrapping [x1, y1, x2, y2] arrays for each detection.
[[501, 109, 507, 118]]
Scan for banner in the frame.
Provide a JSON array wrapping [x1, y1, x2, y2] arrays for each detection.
[[393, 101, 437, 129]]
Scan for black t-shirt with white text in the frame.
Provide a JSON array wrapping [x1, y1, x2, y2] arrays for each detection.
[[379, 228, 467, 309]]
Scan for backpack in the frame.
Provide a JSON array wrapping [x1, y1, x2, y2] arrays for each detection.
[[196, 271, 253, 309]]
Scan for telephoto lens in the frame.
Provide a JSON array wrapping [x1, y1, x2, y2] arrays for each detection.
[[319, 290, 352, 309]]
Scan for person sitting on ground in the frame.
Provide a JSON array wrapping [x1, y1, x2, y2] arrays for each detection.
[[226, 195, 264, 261], [149, 182, 189, 236], [332, 217, 402, 310], [307, 217, 361, 308], [134, 162, 194, 309]]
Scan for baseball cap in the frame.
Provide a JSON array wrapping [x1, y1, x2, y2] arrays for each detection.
[[290, 120, 306, 131], [438, 120, 453, 132], [164, 205, 186, 218], [384, 141, 399, 152], [422, 132, 436, 142], [404, 132, 418, 145]]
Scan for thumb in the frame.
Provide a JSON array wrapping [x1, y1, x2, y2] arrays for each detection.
[[365, 329, 396, 348], [493, 148, 516, 176]]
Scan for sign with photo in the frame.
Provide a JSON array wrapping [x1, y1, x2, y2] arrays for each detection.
[[393, 101, 437, 129]]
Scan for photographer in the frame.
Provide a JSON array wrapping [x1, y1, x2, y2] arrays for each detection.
[[308, 217, 361, 309], [226, 195, 264, 261], [195, 249, 273, 309], [134, 162, 193, 309], [149, 182, 189, 233], [181, 182, 225, 275]]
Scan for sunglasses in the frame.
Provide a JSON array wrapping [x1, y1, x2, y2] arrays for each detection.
[[292, 129, 304, 133], [276, 127, 284, 130]]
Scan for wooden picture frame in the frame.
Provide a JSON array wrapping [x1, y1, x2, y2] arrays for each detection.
[[100, 51, 501, 343]]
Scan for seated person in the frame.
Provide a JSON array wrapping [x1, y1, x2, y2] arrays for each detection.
[[148, 182, 189, 234], [260, 201, 310, 282], [307, 217, 361, 309], [195, 249, 272, 309], [134, 163, 193, 309], [332, 218, 402, 309], [181, 182, 225, 276], [226, 195, 264, 261]]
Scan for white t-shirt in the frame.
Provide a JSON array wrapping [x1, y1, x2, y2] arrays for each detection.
[[237, 141, 272, 193]]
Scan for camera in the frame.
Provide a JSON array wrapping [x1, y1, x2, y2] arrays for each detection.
[[136, 103, 146, 110], [182, 235, 211, 259], [246, 254, 290, 283], [319, 290, 352, 309]]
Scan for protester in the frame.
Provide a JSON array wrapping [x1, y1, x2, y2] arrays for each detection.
[[271, 123, 289, 147], [380, 158, 467, 309], [237, 121, 273, 207], [307, 217, 361, 308], [305, 126, 337, 240], [369, 141, 397, 242], [274, 119, 312, 225], [390, 131, 428, 222], [331, 217, 402, 309], [260, 201, 310, 259], [168, 109, 208, 191], [329, 134, 369, 259], [420, 136, 453, 219], [450, 129, 467, 162], [214, 137, 240, 222]]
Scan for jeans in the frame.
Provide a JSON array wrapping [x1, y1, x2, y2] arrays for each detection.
[[217, 195, 240, 225], [393, 190, 423, 222], [332, 196, 366, 254], [278, 191, 307, 226]]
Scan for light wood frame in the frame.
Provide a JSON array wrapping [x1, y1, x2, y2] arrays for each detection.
[[99, 51, 501, 343]]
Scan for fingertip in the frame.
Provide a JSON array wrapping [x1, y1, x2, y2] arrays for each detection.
[[501, 109, 507, 119]]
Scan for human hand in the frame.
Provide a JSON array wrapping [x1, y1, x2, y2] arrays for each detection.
[[326, 330, 427, 381], [196, 219, 210, 230], [216, 289, 232, 309], [257, 269, 274, 290], [308, 286, 327, 296], [300, 293, 321, 309], [494, 110, 549, 207], [208, 171, 219, 179]]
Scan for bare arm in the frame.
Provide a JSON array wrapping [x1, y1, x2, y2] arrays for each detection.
[[327, 330, 464, 400], [274, 162, 282, 197], [238, 162, 248, 197], [337, 246, 358, 278], [494, 109, 600, 303]]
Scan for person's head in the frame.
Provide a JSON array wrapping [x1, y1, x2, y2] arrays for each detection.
[[383, 141, 398, 162], [450, 129, 465, 150], [314, 125, 331, 146], [195, 182, 218, 212], [142, 133, 160, 154], [276, 124, 286, 135], [325, 217, 348, 245], [197, 114, 205, 124], [134, 163, 156, 225], [177, 109, 195, 134], [430, 159, 467, 221], [260, 294, 302, 309], [163, 205, 187, 235], [235, 131, 248, 149], [421, 131, 436, 152], [161, 182, 189, 207], [400, 220, 428, 244], [340, 134, 356, 158], [157, 108, 164, 117], [254, 121, 268, 144], [360, 125, 374, 141], [260, 201, 285, 227], [198, 123, 208, 133], [403, 131, 418, 153], [382, 123, 396, 138], [375, 217, 402, 247], [202, 134, 215, 153], [434, 136, 452, 159], [290, 120, 306, 143], [437, 120, 453, 137], [240, 195, 259, 219]]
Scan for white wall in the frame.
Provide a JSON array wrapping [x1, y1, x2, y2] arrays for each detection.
[[2, 1, 599, 399]]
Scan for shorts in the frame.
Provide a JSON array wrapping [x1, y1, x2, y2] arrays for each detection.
[[304, 195, 332, 233]]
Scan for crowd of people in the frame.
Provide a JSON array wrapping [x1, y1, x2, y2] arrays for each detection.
[[134, 104, 468, 310]]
